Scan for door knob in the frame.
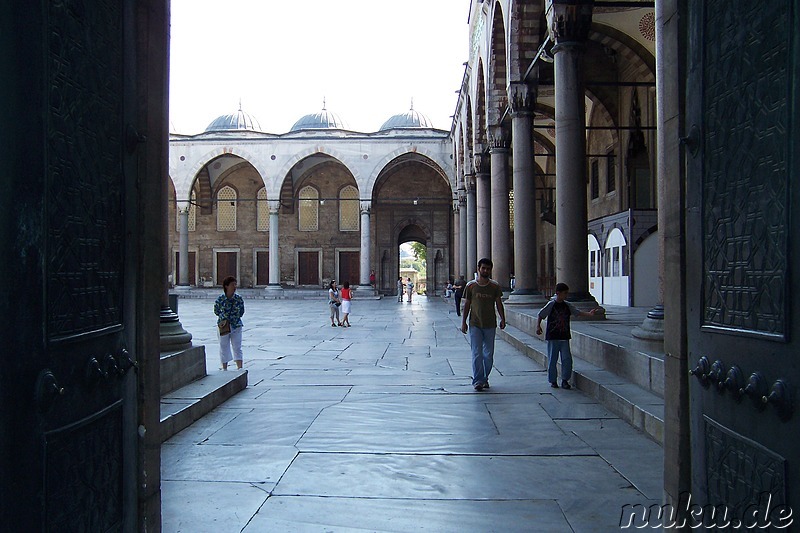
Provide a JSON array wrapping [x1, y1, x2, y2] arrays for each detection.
[[708, 360, 725, 388], [721, 365, 744, 397], [35, 370, 65, 412], [689, 356, 710, 383], [762, 380, 793, 420], [740, 372, 767, 408]]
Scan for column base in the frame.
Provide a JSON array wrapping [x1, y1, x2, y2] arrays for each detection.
[[632, 304, 665, 341], [159, 305, 193, 353], [505, 290, 549, 306], [174, 284, 191, 291], [264, 284, 284, 296]]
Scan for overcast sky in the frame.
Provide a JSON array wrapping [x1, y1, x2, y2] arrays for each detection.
[[169, 0, 470, 135]]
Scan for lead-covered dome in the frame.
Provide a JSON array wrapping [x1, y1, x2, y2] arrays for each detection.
[[380, 101, 434, 131], [205, 103, 262, 132], [290, 100, 347, 132]]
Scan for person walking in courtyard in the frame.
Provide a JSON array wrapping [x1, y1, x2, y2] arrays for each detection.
[[214, 276, 245, 370], [406, 277, 414, 303], [536, 282, 598, 389], [460, 258, 506, 391], [340, 281, 353, 327], [397, 277, 404, 302], [369, 270, 376, 288], [453, 275, 466, 316], [328, 280, 342, 327]]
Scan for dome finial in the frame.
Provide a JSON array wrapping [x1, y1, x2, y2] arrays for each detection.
[[410, 97, 414, 111], [322, 96, 327, 111], [238, 98, 242, 111]]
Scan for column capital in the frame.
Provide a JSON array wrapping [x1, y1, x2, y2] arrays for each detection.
[[359, 200, 372, 215], [508, 82, 537, 117], [546, 0, 593, 45], [464, 173, 476, 192], [177, 200, 191, 214], [489, 125, 510, 152], [267, 198, 281, 214], [473, 152, 490, 175]]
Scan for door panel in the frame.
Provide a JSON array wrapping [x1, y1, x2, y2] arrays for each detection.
[[298, 251, 319, 286], [175, 251, 197, 286], [256, 251, 269, 286], [0, 0, 138, 529], [339, 251, 360, 286], [686, 0, 798, 522], [216, 252, 238, 285]]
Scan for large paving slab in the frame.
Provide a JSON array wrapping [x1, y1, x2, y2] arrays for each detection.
[[163, 296, 663, 532]]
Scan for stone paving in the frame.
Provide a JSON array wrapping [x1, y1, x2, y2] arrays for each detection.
[[162, 296, 663, 532]]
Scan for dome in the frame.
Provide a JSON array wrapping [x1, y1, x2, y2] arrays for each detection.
[[205, 103, 262, 132], [379, 101, 434, 131], [290, 100, 347, 132]]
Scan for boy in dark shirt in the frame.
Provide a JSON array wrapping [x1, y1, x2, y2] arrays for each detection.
[[536, 282, 597, 389]]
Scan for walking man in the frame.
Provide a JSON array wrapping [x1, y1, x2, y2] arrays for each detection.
[[460, 258, 506, 391], [397, 277, 404, 302], [453, 275, 466, 316]]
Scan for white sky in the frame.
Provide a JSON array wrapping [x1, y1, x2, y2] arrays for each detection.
[[169, 0, 471, 135]]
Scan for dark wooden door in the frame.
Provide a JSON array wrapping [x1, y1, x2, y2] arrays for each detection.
[[0, 1, 141, 529], [175, 251, 197, 285], [256, 251, 269, 286], [216, 252, 238, 285], [338, 251, 360, 286], [298, 251, 319, 286], [685, 0, 798, 524]]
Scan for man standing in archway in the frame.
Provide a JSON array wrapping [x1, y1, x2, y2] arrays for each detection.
[[460, 258, 506, 391]]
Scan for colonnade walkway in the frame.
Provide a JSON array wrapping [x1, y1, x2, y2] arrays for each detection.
[[162, 296, 663, 532]]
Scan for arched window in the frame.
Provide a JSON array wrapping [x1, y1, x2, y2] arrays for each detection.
[[257, 187, 269, 232], [339, 185, 359, 231], [217, 186, 237, 231], [298, 186, 319, 231]]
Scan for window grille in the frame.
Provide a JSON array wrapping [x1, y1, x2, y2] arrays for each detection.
[[257, 187, 269, 232], [188, 191, 196, 232], [298, 186, 319, 231], [508, 189, 515, 231], [339, 185, 359, 231], [606, 152, 616, 193], [591, 160, 600, 199], [217, 186, 237, 231]]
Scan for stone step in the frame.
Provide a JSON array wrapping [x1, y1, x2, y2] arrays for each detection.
[[160, 370, 248, 443], [499, 324, 664, 445], [160, 345, 207, 396]]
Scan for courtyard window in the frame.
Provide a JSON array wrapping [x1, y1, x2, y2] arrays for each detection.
[[257, 187, 269, 232], [339, 185, 359, 231], [217, 186, 237, 231], [299, 186, 319, 231]]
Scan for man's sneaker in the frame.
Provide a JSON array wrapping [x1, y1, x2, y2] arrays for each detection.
[[483, 382, 490, 389], [561, 380, 572, 390], [473, 383, 484, 391], [550, 381, 559, 388]]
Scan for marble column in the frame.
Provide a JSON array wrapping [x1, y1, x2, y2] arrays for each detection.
[[176, 203, 190, 288], [452, 198, 461, 280], [458, 189, 468, 278], [547, 0, 600, 309], [465, 174, 478, 278], [358, 201, 372, 290], [507, 82, 545, 304], [266, 199, 282, 292], [489, 127, 511, 291], [475, 152, 492, 261]]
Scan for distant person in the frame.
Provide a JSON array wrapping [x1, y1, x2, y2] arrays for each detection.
[[340, 281, 353, 327], [453, 275, 466, 316], [214, 276, 245, 370], [445, 280, 453, 298], [406, 277, 414, 303], [460, 258, 505, 391], [397, 277, 404, 302], [536, 282, 598, 389], [328, 280, 342, 327], [369, 270, 376, 288]]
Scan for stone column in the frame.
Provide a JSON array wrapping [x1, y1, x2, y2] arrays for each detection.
[[474, 152, 492, 261], [266, 199, 282, 293], [452, 197, 460, 279], [547, 0, 600, 310], [465, 174, 478, 278], [489, 126, 511, 291], [507, 82, 545, 304], [358, 201, 372, 290], [458, 189, 468, 278], [176, 203, 190, 289]]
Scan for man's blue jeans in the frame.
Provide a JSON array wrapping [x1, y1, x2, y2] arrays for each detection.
[[546, 339, 572, 383], [469, 326, 496, 386]]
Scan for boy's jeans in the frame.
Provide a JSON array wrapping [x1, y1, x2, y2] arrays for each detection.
[[546, 340, 572, 383], [469, 326, 496, 386]]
